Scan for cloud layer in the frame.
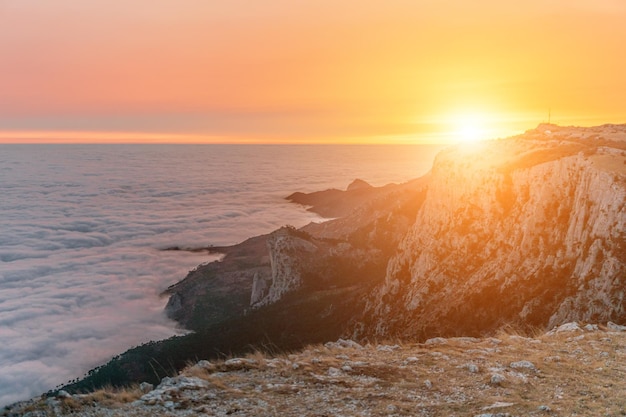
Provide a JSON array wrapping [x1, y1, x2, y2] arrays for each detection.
[[0, 144, 441, 406]]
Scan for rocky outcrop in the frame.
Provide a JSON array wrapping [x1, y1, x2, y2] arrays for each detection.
[[250, 227, 319, 308], [346, 178, 374, 191], [360, 124, 626, 339], [287, 178, 394, 218], [163, 235, 272, 330]]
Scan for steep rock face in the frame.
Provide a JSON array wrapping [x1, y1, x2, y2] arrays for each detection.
[[163, 235, 271, 330], [250, 227, 319, 308], [362, 125, 626, 338], [251, 179, 431, 309]]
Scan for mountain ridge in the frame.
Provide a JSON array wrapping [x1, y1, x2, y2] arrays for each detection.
[[360, 124, 626, 339], [14, 123, 624, 406]]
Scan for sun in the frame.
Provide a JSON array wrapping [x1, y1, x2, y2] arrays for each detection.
[[454, 114, 488, 143], [421, 109, 516, 145]]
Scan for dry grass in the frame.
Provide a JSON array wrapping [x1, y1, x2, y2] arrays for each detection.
[[4, 325, 626, 416]]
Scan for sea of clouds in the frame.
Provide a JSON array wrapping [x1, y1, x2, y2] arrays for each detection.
[[0, 144, 442, 406]]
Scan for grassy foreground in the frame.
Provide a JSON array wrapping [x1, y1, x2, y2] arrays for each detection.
[[4, 322, 625, 416]]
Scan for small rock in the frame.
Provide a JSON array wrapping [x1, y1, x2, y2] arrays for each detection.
[[454, 337, 481, 344], [405, 356, 419, 363], [377, 344, 400, 352], [538, 405, 552, 412], [170, 376, 209, 390], [607, 321, 626, 332], [466, 363, 480, 373], [139, 382, 153, 393], [510, 360, 537, 371], [195, 360, 216, 371], [45, 398, 59, 407], [140, 391, 163, 405], [325, 338, 364, 350], [584, 324, 599, 332], [490, 373, 506, 385], [425, 337, 448, 345], [327, 367, 342, 377], [482, 401, 515, 410], [429, 351, 450, 360], [224, 358, 257, 369], [56, 390, 71, 399], [345, 360, 369, 367], [265, 358, 291, 368], [159, 376, 173, 387], [424, 379, 433, 389], [549, 322, 582, 334]]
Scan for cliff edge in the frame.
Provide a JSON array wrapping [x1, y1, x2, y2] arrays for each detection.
[[360, 123, 626, 339]]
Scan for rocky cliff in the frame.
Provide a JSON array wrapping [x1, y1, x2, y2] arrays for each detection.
[[360, 124, 626, 339], [164, 176, 427, 330], [250, 227, 320, 308]]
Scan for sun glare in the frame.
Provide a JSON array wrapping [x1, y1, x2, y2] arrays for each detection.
[[454, 114, 488, 144]]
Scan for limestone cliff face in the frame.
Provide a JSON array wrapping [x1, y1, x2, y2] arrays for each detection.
[[250, 227, 318, 308], [363, 124, 626, 338]]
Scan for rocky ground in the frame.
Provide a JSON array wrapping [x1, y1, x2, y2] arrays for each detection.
[[4, 322, 626, 417]]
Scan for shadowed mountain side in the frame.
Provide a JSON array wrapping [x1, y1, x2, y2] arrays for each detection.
[[162, 177, 427, 331], [287, 178, 396, 218], [162, 234, 270, 330], [57, 280, 374, 395]]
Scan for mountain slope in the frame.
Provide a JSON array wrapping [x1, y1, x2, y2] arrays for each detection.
[[360, 124, 626, 339]]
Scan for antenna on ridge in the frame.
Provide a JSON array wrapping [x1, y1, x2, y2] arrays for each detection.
[[548, 108, 551, 124]]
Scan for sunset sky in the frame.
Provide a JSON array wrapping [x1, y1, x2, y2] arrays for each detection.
[[1, 0, 625, 144]]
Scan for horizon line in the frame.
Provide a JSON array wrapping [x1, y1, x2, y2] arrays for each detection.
[[0, 130, 463, 145]]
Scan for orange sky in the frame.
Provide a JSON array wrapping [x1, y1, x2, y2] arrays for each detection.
[[1, 0, 625, 144]]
